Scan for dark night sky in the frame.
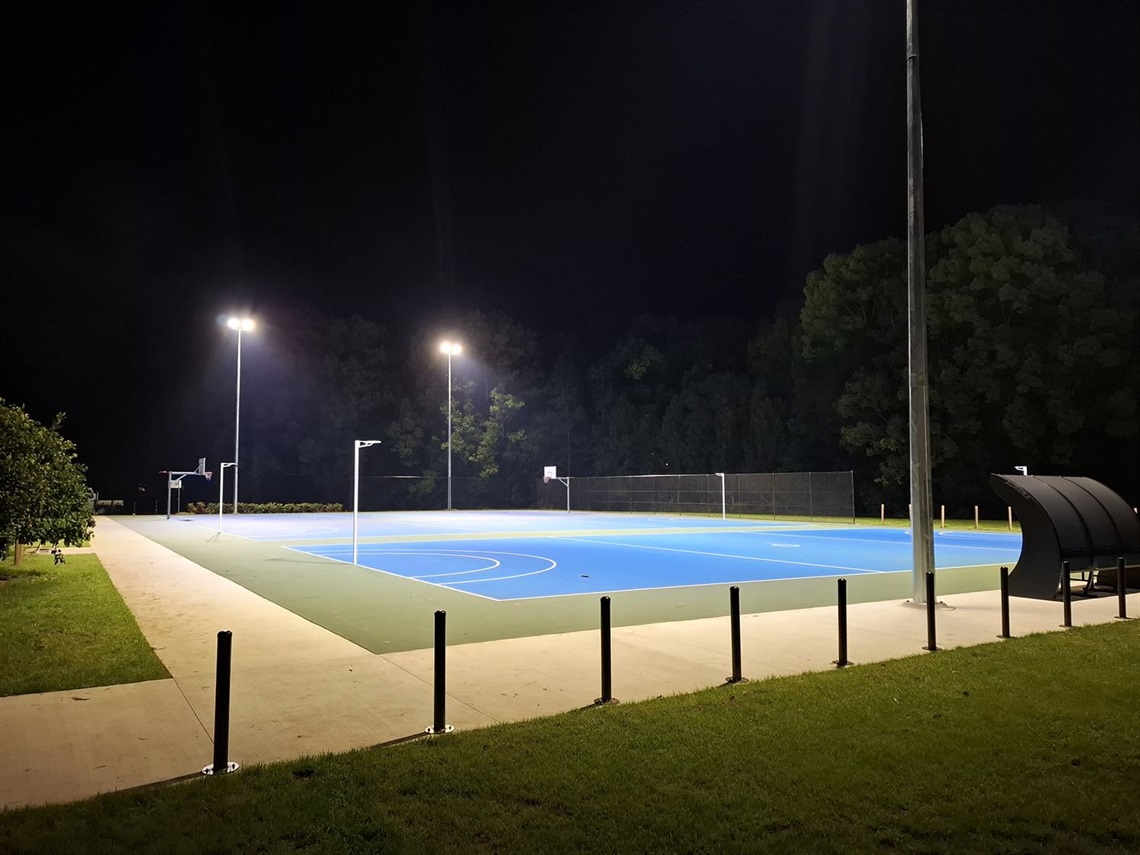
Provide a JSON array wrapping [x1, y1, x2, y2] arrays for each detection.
[[2, 0, 1137, 497]]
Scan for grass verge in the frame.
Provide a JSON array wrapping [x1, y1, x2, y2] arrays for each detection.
[[1, 621, 1137, 854], [0, 553, 169, 696]]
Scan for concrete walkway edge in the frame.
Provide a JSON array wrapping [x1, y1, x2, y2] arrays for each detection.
[[1, 516, 1134, 810]]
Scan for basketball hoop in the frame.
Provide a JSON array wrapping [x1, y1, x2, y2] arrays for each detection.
[[543, 476, 551, 484], [204, 472, 213, 481]]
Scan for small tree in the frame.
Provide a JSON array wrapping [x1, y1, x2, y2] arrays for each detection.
[[0, 400, 95, 563]]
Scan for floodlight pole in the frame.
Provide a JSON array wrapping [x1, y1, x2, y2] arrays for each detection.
[[227, 318, 254, 514], [218, 462, 236, 532], [353, 440, 382, 565], [439, 342, 462, 511], [716, 473, 726, 520], [906, 0, 935, 604], [446, 350, 453, 511]]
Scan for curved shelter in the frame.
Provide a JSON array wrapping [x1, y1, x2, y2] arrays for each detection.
[[990, 474, 1140, 600]]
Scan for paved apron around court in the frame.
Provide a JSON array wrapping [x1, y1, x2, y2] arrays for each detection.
[[1, 517, 1134, 810]]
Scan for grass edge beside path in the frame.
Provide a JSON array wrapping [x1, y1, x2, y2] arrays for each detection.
[[1, 620, 1137, 855], [0, 552, 169, 697]]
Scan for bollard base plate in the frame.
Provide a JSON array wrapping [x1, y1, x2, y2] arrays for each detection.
[[425, 725, 454, 735], [593, 697, 619, 705], [202, 762, 240, 776], [724, 676, 750, 684], [832, 660, 853, 667]]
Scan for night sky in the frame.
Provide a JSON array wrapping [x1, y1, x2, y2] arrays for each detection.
[[3, 0, 1137, 498]]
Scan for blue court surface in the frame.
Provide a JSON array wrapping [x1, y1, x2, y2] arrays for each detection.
[[205, 511, 1022, 601]]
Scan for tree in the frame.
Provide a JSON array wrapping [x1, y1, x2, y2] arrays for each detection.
[[797, 206, 1139, 510], [0, 400, 95, 563], [926, 206, 1137, 503]]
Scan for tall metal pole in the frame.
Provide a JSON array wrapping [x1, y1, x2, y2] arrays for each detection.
[[233, 327, 242, 515], [446, 350, 453, 511], [907, 0, 935, 604], [353, 441, 381, 565], [354, 441, 361, 564]]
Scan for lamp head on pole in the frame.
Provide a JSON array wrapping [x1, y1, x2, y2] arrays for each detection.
[[355, 440, 382, 450], [439, 341, 462, 356], [227, 317, 255, 332]]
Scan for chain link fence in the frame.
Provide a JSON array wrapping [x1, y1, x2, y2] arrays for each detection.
[[537, 472, 854, 522]]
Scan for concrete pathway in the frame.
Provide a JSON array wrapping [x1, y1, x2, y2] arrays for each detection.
[[1, 517, 1134, 810]]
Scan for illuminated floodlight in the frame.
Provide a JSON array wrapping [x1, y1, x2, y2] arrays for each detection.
[[227, 317, 255, 331], [439, 341, 462, 356]]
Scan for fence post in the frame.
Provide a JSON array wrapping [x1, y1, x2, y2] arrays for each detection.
[[426, 610, 453, 734], [202, 630, 239, 775], [727, 586, 744, 683], [1061, 562, 1072, 628], [1116, 556, 1129, 620], [923, 572, 938, 651], [834, 578, 850, 667], [596, 596, 616, 704], [999, 567, 1011, 638], [974, 505, 979, 530]]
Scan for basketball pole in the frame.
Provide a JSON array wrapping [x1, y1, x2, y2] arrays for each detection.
[[906, 0, 935, 604], [353, 440, 382, 565]]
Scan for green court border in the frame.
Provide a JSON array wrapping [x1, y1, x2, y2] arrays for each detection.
[[114, 514, 1008, 654]]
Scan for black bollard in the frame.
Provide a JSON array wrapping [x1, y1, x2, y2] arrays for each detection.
[[999, 567, 1011, 639], [1061, 561, 1072, 628], [727, 586, 744, 683], [596, 596, 615, 704], [923, 572, 938, 651], [202, 630, 239, 775], [1117, 556, 1129, 620], [426, 610, 452, 734], [835, 578, 850, 667]]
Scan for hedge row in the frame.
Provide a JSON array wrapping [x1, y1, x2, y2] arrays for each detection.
[[183, 502, 345, 515]]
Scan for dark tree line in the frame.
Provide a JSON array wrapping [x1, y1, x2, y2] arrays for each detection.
[[171, 204, 1138, 514]]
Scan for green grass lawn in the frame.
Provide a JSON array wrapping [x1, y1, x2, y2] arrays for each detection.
[[1, 621, 1136, 854], [0, 553, 168, 696]]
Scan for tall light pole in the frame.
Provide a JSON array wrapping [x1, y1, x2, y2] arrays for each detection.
[[218, 461, 237, 532], [439, 341, 462, 510], [227, 317, 255, 514], [353, 440, 382, 565]]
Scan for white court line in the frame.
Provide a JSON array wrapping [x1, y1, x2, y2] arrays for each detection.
[[736, 529, 1021, 552], [556, 536, 886, 575]]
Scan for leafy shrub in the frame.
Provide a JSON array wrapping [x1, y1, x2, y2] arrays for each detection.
[[183, 502, 344, 515]]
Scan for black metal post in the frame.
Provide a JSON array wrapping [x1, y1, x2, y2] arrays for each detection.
[[597, 596, 614, 704], [1117, 556, 1128, 620], [999, 566, 1011, 639], [428, 610, 452, 734], [1061, 561, 1072, 628], [923, 571, 938, 651], [728, 586, 743, 682], [836, 578, 849, 667], [203, 630, 238, 775]]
